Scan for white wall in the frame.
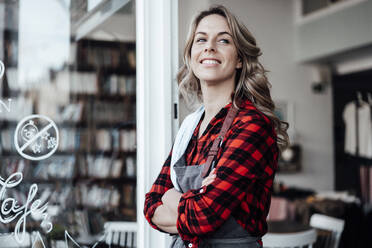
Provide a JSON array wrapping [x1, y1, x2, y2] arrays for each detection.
[[178, 0, 210, 122], [295, 0, 372, 62], [178, 0, 334, 191]]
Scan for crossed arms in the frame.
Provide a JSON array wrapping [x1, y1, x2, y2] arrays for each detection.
[[151, 170, 216, 234]]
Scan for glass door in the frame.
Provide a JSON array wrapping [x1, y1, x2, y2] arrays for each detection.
[[0, 0, 137, 247]]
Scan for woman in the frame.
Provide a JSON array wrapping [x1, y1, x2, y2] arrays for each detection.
[[144, 5, 289, 248]]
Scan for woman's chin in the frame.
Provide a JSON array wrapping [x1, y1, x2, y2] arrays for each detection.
[[197, 75, 223, 83]]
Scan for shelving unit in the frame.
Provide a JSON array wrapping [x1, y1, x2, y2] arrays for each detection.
[[0, 1, 138, 247], [0, 37, 137, 242], [62, 38, 137, 224], [294, 0, 367, 25]]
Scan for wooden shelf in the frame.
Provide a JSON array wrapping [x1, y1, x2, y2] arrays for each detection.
[[55, 150, 136, 156], [69, 93, 136, 102], [77, 176, 136, 184], [0, 150, 136, 157], [0, 120, 136, 128], [94, 120, 136, 129], [57, 121, 88, 128], [23, 176, 136, 185], [69, 64, 136, 75], [23, 178, 74, 184]]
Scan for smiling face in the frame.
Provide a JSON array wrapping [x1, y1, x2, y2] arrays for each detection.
[[190, 14, 242, 85]]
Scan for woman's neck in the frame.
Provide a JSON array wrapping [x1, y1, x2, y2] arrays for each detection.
[[200, 79, 234, 120]]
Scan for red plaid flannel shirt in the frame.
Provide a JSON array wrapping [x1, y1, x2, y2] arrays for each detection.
[[144, 99, 279, 248]]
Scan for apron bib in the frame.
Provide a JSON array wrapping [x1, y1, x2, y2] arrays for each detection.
[[169, 155, 262, 248]]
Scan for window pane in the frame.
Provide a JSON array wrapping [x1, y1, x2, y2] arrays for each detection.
[[0, 0, 136, 247]]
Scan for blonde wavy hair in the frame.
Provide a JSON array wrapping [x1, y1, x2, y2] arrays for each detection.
[[177, 5, 289, 150]]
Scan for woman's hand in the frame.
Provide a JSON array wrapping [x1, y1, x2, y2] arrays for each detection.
[[201, 168, 216, 187]]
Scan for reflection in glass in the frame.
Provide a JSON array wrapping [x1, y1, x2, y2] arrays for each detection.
[[0, 0, 136, 247]]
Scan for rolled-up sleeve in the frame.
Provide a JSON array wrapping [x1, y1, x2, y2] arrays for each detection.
[[143, 149, 174, 232], [176, 117, 277, 238]]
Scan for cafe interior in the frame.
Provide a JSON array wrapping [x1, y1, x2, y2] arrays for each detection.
[[0, 0, 371, 247]]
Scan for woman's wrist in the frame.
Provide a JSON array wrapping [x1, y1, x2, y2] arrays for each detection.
[[157, 223, 178, 234]]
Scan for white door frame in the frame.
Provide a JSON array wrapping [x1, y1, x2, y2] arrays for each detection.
[[136, 0, 179, 248]]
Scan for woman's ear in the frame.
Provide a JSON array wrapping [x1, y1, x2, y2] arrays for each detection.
[[236, 58, 242, 69]]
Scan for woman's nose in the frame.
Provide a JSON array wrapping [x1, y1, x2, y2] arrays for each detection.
[[204, 47, 215, 52], [204, 42, 215, 52]]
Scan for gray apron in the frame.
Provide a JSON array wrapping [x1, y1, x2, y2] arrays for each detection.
[[169, 155, 262, 248]]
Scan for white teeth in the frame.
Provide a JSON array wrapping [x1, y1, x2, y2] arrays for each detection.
[[202, 60, 219, 64]]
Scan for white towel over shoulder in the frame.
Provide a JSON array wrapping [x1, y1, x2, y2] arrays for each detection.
[[170, 105, 205, 191]]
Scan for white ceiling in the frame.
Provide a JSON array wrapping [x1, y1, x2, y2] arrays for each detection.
[[86, 0, 136, 42]]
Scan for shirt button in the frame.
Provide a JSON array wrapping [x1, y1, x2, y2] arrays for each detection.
[[188, 244, 193, 247], [199, 188, 204, 193]]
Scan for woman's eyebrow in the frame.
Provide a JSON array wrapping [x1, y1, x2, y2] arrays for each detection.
[[195, 31, 232, 37], [217, 31, 232, 37]]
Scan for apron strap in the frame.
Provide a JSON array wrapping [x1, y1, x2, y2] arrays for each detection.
[[201, 105, 238, 178]]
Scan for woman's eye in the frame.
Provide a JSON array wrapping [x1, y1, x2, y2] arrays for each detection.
[[219, 39, 229, 44], [196, 38, 206, 42]]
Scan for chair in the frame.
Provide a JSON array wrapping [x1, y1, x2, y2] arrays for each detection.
[[262, 229, 317, 248], [104, 221, 138, 247], [309, 213, 345, 248]]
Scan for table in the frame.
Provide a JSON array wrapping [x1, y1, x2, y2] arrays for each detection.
[[268, 220, 312, 233], [263, 220, 317, 247]]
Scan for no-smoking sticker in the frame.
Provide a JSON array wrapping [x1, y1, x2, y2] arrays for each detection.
[[14, 115, 59, 161]]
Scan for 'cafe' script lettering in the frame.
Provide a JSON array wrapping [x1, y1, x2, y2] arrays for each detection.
[[0, 172, 52, 243]]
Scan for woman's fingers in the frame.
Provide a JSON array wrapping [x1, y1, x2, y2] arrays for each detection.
[[202, 178, 215, 186], [201, 179, 212, 186], [201, 173, 216, 186]]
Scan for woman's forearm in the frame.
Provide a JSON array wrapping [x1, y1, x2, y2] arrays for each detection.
[[162, 188, 182, 215], [152, 204, 178, 227], [153, 182, 213, 233], [157, 223, 178, 234], [151, 188, 184, 234], [152, 204, 179, 234], [162, 199, 179, 216]]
